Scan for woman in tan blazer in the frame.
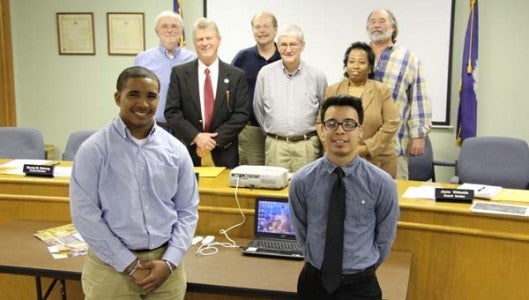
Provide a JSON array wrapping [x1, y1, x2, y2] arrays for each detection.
[[321, 42, 400, 177]]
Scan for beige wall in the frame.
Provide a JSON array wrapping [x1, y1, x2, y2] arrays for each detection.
[[10, 0, 529, 182]]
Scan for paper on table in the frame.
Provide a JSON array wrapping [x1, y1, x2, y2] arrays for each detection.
[[401, 186, 436, 200], [0, 159, 51, 168], [194, 167, 226, 177], [458, 183, 503, 199]]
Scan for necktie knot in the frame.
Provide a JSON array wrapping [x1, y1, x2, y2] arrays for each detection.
[[334, 167, 344, 178], [205, 68, 210, 75]]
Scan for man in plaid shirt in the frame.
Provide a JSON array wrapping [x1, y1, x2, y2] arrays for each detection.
[[367, 9, 432, 180]]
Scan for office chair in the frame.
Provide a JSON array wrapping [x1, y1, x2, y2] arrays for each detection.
[[408, 136, 454, 182], [0, 127, 46, 159], [452, 136, 529, 189], [62, 130, 96, 160]]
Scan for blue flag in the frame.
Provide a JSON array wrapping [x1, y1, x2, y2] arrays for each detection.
[[173, 0, 185, 46], [457, 0, 479, 145]]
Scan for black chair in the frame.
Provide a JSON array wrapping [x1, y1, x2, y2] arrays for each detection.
[[62, 130, 96, 160], [408, 136, 454, 182], [451, 136, 529, 189], [0, 127, 46, 159]]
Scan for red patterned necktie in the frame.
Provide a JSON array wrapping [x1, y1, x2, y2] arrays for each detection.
[[203, 68, 214, 132]]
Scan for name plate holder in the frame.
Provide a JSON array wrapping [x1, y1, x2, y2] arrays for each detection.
[[435, 188, 474, 203], [23, 164, 55, 177]]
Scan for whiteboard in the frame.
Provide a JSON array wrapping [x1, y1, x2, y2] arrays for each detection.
[[205, 0, 454, 125]]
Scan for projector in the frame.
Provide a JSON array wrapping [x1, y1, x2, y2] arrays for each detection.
[[229, 165, 289, 189]]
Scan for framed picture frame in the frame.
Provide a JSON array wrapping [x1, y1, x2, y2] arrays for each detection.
[[107, 12, 145, 55], [56, 13, 95, 55]]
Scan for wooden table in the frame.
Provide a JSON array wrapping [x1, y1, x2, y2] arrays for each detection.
[[2, 158, 529, 299], [0, 220, 411, 300]]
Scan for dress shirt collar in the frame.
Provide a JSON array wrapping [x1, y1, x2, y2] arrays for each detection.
[[282, 60, 303, 77], [113, 117, 157, 143], [322, 154, 361, 177], [198, 58, 219, 74], [157, 45, 181, 59]]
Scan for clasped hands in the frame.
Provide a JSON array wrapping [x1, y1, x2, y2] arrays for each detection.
[[124, 259, 173, 293], [193, 132, 218, 157]]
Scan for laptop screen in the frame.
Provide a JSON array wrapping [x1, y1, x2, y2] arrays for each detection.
[[255, 197, 297, 239]]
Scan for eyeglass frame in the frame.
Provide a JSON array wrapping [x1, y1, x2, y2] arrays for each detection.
[[321, 119, 360, 131], [252, 24, 274, 31], [278, 42, 302, 50]]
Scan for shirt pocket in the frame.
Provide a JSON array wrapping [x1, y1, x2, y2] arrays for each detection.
[[150, 164, 180, 204], [347, 198, 375, 225]]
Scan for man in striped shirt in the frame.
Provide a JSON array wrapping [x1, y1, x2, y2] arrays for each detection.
[[253, 24, 327, 172], [367, 9, 432, 180]]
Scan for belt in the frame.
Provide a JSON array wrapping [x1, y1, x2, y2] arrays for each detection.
[[303, 262, 376, 280], [267, 131, 317, 143], [130, 241, 168, 253]]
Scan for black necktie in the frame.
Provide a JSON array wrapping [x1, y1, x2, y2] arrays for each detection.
[[321, 167, 346, 293]]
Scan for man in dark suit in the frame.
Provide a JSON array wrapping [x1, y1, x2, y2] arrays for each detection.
[[165, 17, 249, 168]]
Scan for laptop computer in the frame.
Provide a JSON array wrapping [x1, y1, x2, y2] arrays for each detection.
[[241, 196, 304, 260]]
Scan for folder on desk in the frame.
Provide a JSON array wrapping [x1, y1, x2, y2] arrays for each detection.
[[241, 196, 304, 260]]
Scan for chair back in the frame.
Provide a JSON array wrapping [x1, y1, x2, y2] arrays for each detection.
[[0, 127, 46, 159], [62, 130, 96, 160], [457, 136, 529, 189], [408, 136, 435, 181]]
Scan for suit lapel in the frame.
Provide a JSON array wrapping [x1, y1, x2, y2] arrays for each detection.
[[212, 60, 229, 122], [362, 80, 376, 110], [184, 60, 201, 115]]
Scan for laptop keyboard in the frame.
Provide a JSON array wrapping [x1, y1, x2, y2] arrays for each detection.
[[254, 240, 301, 251]]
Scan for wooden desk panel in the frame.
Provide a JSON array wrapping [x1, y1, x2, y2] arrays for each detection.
[[0, 220, 411, 300], [2, 159, 529, 299]]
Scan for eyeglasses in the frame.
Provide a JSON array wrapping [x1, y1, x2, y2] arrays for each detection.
[[322, 119, 360, 131], [252, 24, 273, 31], [278, 42, 301, 50], [159, 23, 180, 30]]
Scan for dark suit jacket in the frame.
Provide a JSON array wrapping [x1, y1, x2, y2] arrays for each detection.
[[165, 59, 249, 168]]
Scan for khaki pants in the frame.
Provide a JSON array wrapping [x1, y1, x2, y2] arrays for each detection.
[[396, 155, 409, 180], [238, 125, 266, 165], [265, 135, 321, 172], [82, 248, 186, 300]]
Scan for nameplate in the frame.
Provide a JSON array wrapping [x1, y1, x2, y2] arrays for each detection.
[[435, 188, 473, 203], [23, 164, 55, 177]]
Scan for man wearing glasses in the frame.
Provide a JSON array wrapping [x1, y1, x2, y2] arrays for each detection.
[[134, 11, 197, 133], [232, 11, 281, 166], [289, 95, 399, 299], [254, 24, 327, 172]]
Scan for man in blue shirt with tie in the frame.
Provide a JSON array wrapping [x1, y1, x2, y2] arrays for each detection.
[[289, 95, 399, 299], [70, 66, 199, 299]]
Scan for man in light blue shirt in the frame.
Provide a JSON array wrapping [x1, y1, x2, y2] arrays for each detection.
[[289, 95, 399, 299], [70, 66, 199, 299], [134, 11, 197, 132]]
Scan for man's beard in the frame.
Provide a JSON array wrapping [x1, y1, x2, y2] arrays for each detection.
[[369, 30, 393, 42]]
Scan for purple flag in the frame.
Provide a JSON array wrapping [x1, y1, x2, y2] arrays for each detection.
[[457, 0, 479, 145], [174, 0, 185, 46]]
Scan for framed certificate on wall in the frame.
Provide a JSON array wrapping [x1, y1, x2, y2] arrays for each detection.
[[107, 12, 145, 55], [56, 13, 95, 55]]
